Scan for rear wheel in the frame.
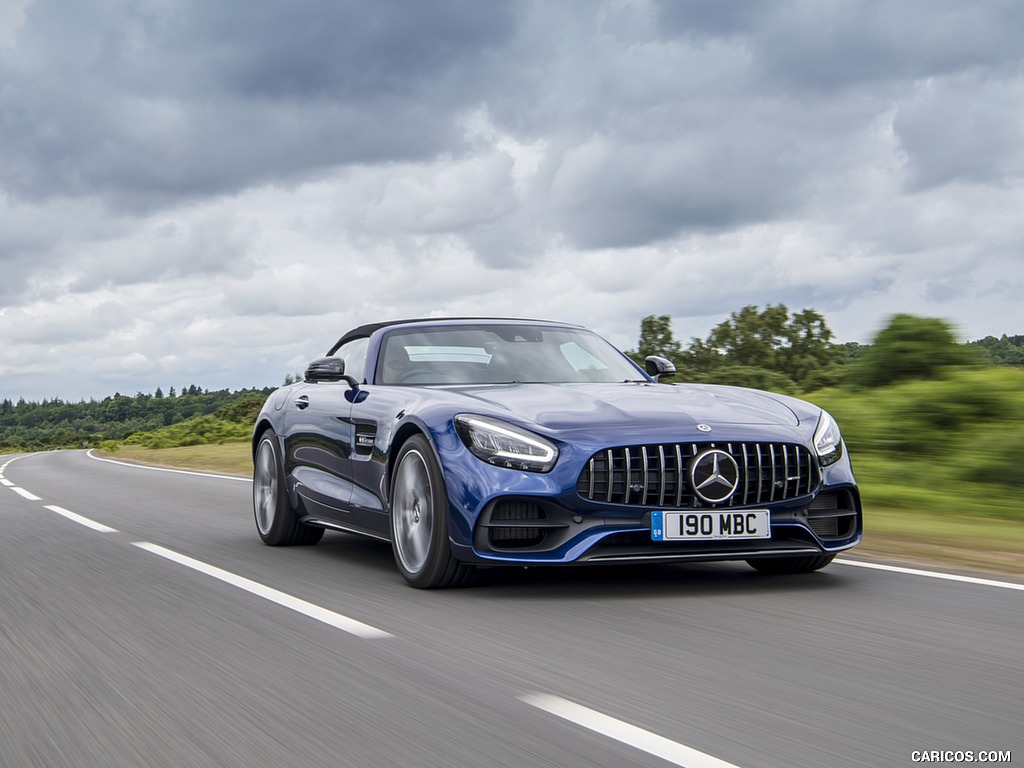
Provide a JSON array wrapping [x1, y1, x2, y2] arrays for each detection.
[[746, 554, 835, 574], [253, 429, 324, 546], [390, 435, 475, 588]]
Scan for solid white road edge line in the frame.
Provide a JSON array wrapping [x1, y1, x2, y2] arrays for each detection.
[[519, 693, 743, 768], [132, 541, 393, 640], [11, 487, 42, 501], [44, 505, 118, 534], [835, 558, 1024, 591], [1, 478, 14, 486], [86, 449, 251, 482]]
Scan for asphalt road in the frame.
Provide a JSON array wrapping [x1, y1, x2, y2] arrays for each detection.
[[1, 450, 1020, 768]]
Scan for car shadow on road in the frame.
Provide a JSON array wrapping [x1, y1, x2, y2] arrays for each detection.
[[306, 532, 849, 599], [474, 561, 848, 600]]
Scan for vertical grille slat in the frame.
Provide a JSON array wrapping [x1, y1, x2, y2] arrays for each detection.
[[674, 444, 684, 508], [657, 445, 667, 507], [624, 448, 632, 505], [640, 446, 649, 506], [741, 443, 750, 506], [756, 444, 764, 503], [782, 445, 790, 497], [577, 442, 818, 508], [605, 449, 614, 503]]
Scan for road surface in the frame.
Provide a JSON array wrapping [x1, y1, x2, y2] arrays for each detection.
[[0, 450, 1019, 767]]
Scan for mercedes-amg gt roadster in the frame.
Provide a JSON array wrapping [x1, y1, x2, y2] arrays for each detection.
[[252, 318, 861, 587]]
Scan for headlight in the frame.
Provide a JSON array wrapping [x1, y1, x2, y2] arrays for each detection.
[[454, 415, 558, 473], [813, 410, 843, 467]]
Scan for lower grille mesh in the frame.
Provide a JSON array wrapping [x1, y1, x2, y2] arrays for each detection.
[[486, 500, 547, 549], [576, 442, 818, 508]]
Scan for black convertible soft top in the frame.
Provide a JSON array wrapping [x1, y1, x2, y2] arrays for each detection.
[[326, 317, 579, 356]]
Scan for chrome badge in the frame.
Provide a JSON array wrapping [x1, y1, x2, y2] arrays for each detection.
[[690, 449, 740, 504], [696, 423, 712, 432]]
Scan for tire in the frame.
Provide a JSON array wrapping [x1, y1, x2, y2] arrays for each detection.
[[389, 435, 475, 588], [253, 429, 324, 546], [746, 554, 835, 574]]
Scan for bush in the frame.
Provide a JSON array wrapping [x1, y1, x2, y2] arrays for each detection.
[[850, 314, 983, 388]]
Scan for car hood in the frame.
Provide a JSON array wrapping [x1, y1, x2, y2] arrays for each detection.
[[447, 382, 801, 433]]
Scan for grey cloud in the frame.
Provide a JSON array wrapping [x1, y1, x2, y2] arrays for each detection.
[[1, 0, 512, 208], [753, 1, 1024, 93], [68, 216, 260, 293], [2, 0, 1024, 402], [653, 0, 773, 38], [894, 76, 1024, 190], [545, 128, 806, 249]]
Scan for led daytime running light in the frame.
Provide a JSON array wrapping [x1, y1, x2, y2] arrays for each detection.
[[455, 415, 558, 472], [813, 410, 843, 466]]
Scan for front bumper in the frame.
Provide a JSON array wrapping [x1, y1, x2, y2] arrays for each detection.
[[451, 486, 862, 565]]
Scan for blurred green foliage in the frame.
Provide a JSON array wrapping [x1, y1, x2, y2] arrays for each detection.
[[847, 314, 983, 387], [808, 367, 1024, 521]]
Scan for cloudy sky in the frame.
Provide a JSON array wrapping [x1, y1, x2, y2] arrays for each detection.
[[2, 0, 1023, 402]]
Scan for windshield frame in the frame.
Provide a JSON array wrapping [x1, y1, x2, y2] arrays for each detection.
[[373, 323, 647, 386]]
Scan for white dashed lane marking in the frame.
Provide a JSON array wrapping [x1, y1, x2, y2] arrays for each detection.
[[44, 505, 118, 533], [133, 541, 393, 640], [520, 693, 744, 768]]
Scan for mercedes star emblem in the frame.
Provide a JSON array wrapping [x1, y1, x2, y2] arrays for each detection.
[[689, 449, 740, 504]]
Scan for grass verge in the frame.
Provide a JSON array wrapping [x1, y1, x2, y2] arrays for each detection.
[[96, 442, 1023, 578], [98, 442, 253, 476], [856, 508, 1023, 577]]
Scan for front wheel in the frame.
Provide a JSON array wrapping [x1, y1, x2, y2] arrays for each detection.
[[253, 429, 324, 546], [746, 554, 835, 574], [390, 435, 474, 588]]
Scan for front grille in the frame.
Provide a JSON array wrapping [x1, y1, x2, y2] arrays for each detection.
[[576, 442, 818, 508]]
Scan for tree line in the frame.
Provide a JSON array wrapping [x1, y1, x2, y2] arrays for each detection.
[[0, 386, 272, 452], [2, 306, 1020, 453], [627, 306, 1020, 392]]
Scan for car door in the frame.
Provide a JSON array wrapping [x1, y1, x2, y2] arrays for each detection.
[[283, 337, 382, 535], [283, 378, 355, 520]]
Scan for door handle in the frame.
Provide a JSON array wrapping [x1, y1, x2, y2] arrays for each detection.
[[295, 395, 310, 410]]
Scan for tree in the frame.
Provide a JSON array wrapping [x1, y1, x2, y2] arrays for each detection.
[[850, 314, 982, 387], [625, 315, 683, 380], [637, 314, 682, 360], [968, 334, 1024, 366], [780, 308, 845, 388], [678, 304, 842, 390], [705, 304, 791, 370]]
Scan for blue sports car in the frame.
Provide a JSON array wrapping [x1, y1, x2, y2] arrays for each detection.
[[252, 318, 861, 588]]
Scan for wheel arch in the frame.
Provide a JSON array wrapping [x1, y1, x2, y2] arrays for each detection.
[[387, 421, 433, 490], [252, 418, 275, 458]]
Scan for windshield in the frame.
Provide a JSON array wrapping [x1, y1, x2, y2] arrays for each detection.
[[376, 325, 645, 385]]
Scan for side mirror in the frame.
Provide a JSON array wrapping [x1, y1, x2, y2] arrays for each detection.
[[304, 357, 359, 388], [644, 355, 676, 382]]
